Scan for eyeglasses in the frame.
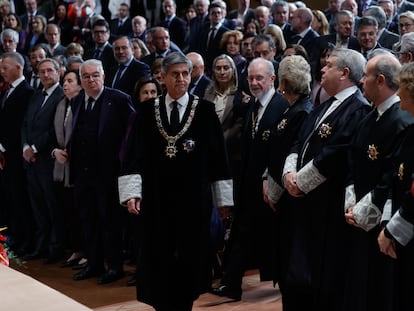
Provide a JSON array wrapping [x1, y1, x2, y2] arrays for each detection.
[[399, 23, 414, 28], [93, 30, 108, 35], [81, 73, 102, 80]]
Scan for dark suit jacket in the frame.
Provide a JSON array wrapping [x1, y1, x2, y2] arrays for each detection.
[[199, 24, 231, 74], [398, 0, 414, 14], [70, 87, 136, 182], [187, 14, 209, 52], [51, 44, 67, 57], [296, 28, 320, 60], [0, 80, 34, 162], [159, 16, 187, 50], [23, 32, 47, 55], [21, 85, 65, 167], [110, 17, 133, 38], [378, 29, 400, 50], [19, 10, 46, 32], [104, 58, 151, 96], [84, 43, 117, 72], [141, 46, 181, 67], [227, 8, 256, 26], [191, 74, 211, 99]]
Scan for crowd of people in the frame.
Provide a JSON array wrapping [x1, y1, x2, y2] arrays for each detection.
[[2, 0, 414, 310]]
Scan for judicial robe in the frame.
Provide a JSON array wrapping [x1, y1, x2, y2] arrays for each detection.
[[344, 100, 414, 311], [118, 94, 233, 307], [282, 88, 370, 310]]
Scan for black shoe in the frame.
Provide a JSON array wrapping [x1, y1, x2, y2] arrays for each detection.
[[126, 276, 137, 287], [73, 266, 102, 281], [60, 258, 81, 268], [72, 261, 88, 270], [97, 269, 125, 285], [211, 284, 241, 301]]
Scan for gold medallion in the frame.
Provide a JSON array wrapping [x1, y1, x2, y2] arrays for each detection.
[[367, 144, 379, 160], [165, 142, 178, 158], [318, 123, 332, 138], [398, 162, 404, 181], [262, 129, 270, 141]]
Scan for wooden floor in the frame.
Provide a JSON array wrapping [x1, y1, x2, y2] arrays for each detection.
[[11, 259, 283, 311]]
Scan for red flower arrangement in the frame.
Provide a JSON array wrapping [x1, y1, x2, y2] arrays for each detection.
[[0, 227, 10, 266]]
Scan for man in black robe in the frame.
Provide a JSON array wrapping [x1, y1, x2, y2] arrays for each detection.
[[282, 48, 371, 310], [118, 52, 234, 311]]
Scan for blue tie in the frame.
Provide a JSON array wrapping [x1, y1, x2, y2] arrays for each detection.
[[86, 97, 94, 112], [113, 64, 126, 88]]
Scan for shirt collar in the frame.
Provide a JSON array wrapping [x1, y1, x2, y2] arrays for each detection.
[[165, 92, 189, 109], [377, 94, 400, 116], [43, 82, 60, 96]]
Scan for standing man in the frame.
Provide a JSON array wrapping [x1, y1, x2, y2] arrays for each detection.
[[105, 36, 150, 96], [24, 43, 49, 90], [21, 58, 65, 263], [282, 48, 370, 310], [159, 0, 186, 50], [288, 7, 320, 59], [71, 59, 135, 284], [211, 58, 289, 301], [0, 52, 34, 256], [141, 27, 180, 66], [356, 16, 383, 59], [343, 51, 414, 311], [198, 2, 230, 75], [45, 24, 67, 57], [109, 3, 133, 38], [84, 19, 116, 72], [186, 52, 211, 99], [118, 52, 233, 311]]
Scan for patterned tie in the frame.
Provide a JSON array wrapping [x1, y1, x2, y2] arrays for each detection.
[[93, 48, 101, 59], [170, 101, 180, 134]]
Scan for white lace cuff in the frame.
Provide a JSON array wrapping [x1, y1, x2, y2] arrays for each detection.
[[211, 179, 234, 207], [353, 192, 382, 231], [344, 184, 356, 212], [267, 175, 285, 204], [296, 160, 327, 194], [118, 174, 142, 206], [282, 153, 298, 176], [387, 211, 414, 246]]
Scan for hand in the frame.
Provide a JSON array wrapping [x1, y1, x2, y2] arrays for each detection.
[[345, 206, 359, 227], [217, 206, 231, 221], [262, 179, 269, 204], [127, 198, 141, 215], [378, 229, 397, 259], [284, 172, 303, 197], [55, 148, 68, 164], [23, 147, 36, 163], [0, 152, 5, 170]]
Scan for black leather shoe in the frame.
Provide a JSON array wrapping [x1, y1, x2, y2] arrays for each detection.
[[211, 284, 242, 301], [73, 266, 101, 281], [97, 269, 124, 285], [126, 276, 137, 287], [60, 258, 80, 268], [72, 261, 88, 270]]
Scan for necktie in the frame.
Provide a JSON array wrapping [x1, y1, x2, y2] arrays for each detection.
[[170, 101, 180, 134], [118, 20, 123, 28], [113, 64, 126, 88], [86, 97, 94, 112], [93, 48, 101, 59], [1, 85, 13, 110], [27, 14, 32, 33], [32, 75, 39, 89], [34, 91, 48, 116], [208, 27, 216, 50]]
